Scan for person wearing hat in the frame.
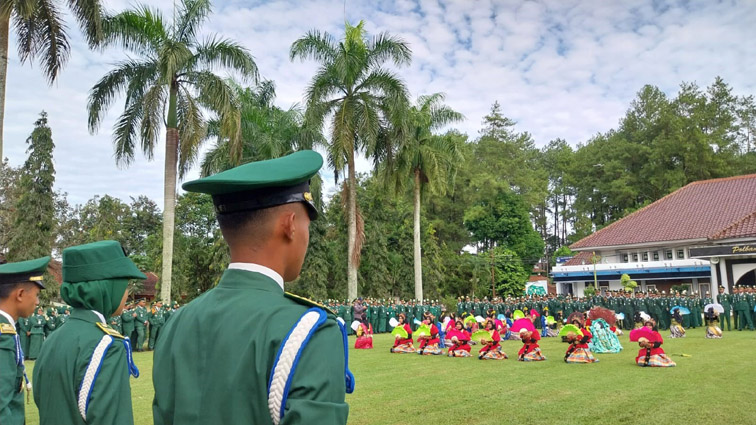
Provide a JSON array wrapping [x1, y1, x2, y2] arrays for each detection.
[[153, 151, 353, 425], [133, 299, 149, 351], [27, 306, 46, 360], [0, 256, 49, 425], [121, 303, 136, 343], [147, 300, 165, 350], [33, 240, 144, 425]]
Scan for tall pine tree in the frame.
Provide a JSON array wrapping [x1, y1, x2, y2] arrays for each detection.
[[7, 112, 56, 263]]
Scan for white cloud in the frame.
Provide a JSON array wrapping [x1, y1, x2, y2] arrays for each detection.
[[1, 0, 754, 208]]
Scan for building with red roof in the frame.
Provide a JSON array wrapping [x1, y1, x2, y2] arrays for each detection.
[[552, 174, 756, 298]]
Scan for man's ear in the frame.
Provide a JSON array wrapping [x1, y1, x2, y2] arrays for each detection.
[[280, 208, 297, 241]]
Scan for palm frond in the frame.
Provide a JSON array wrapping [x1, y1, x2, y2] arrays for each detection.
[[22, 0, 70, 83], [112, 101, 144, 166], [367, 32, 411, 68], [176, 87, 207, 178], [174, 0, 211, 44], [102, 5, 166, 54], [289, 29, 338, 63], [158, 39, 193, 82], [190, 35, 258, 82], [138, 83, 166, 160], [67, 0, 105, 47], [87, 59, 158, 133]]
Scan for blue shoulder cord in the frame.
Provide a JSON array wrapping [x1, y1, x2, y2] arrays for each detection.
[[336, 319, 356, 394], [122, 337, 140, 378]]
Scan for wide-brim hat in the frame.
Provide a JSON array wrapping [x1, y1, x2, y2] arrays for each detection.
[[0, 256, 50, 289], [62, 240, 146, 283]]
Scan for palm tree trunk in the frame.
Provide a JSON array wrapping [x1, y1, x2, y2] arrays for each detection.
[[160, 85, 179, 303], [347, 150, 358, 301], [0, 15, 10, 161], [413, 169, 423, 302]]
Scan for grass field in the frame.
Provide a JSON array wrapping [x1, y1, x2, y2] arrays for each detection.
[[23, 328, 756, 424]]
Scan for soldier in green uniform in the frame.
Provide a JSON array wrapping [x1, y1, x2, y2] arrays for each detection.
[[56, 307, 70, 329], [717, 286, 732, 331], [16, 316, 30, 356], [148, 301, 165, 350], [734, 287, 754, 330], [0, 256, 49, 425], [377, 301, 387, 334], [34, 240, 144, 425], [153, 150, 352, 425], [109, 310, 123, 335], [121, 303, 136, 342], [27, 307, 46, 360], [134, 299, 149, 351]]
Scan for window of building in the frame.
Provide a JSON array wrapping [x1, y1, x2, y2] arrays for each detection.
[[653, 251, 659, 261], [632, 253, 638, 262], [621, 253, 628, 262], [642, 252, 649, 261], [677, 249, 685, 259], [665, 250, 673, 260], [646, 284, 657, 292]]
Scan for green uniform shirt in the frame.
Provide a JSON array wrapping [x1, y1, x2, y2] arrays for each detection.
[[33, 309, 134, 425], [153, 269, 349, 425], [0, 314, 24, 425]]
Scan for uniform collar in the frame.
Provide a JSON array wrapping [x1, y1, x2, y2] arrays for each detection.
[[0, 309, 15, 329], [70, 309, 106, 323], [228, 263, 284, 291]]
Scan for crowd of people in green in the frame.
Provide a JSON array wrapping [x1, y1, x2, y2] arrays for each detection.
[[14, 298, 181, 360], [329, 284, 756, 335]]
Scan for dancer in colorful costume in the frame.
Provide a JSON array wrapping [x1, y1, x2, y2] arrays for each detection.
[[446, 320, 471, 357], [477, 320, 507, 360], [390, 313, 414, 353]]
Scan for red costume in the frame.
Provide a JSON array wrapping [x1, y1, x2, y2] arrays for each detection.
[[518, 331, 541, 356], [354, 323, 373, 349], [418, 324, 440, 349], [393, 323, 413, 347], [478, 329, 502, 354]]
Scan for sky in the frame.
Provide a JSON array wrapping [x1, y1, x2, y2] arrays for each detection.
[[2, 0, 755, 207]]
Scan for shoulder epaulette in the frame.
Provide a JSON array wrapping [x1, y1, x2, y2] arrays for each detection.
[[284, 292, 335, 315], [0, 323, 16, 335], [96, 322, 124, 339]]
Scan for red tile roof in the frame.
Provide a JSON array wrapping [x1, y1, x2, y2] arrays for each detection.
[[710, 211, 756, 240], [563, 251, 593, 266], [571, 174, 756, 249]]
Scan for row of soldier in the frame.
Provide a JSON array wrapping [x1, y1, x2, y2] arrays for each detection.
[[14, 298, 180, 361], [325, 285, 756, 335]]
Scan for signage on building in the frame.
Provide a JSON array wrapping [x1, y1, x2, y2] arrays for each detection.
[[690, 244, 756, 258]]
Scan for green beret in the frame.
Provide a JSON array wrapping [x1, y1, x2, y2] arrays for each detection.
[[0, 256, 50, 288], [182, 150, 323, 220], [62, 240, 146, 283]]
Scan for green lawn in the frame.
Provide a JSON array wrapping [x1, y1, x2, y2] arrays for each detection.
[[24, 328, 756, 424]]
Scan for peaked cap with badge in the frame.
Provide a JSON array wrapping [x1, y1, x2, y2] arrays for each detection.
[[34, 240, 142, 425], [0, 256, 50, 289], [154, 151, 352, 425], [183, 149, 323, 220]]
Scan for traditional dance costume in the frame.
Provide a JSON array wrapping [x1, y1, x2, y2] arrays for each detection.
[[669, 313, 686, 338], [417, 323, 442, 355], [517, 332, 546, 361], [478, 330, 507, 360], [391, 323, 414, 353], [564, 327, 599, 363], [355, 323, 373, 349], [705, 318, 722, 339], [636, 330, 676, 367]]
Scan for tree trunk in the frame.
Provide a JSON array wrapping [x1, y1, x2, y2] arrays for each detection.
[[413, 169, 423, 302], [160, 84, 179, 303], [346, 150, 358, 301], [0, 15, 10, 161]]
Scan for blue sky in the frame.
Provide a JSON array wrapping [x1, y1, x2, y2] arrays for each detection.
[[2, 0, 755, 206]]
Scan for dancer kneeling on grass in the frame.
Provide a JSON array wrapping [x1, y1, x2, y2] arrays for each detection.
[[391, 313, 414, 353], [517, 329, 546, 361], [705, 308, 722, 339], [636, 319, 676, 367], [564, 314, 599, 363], [669, 309, 686, 338], [478, 319, 507, 360], [417, 313, 443, 355], [355, 319, 373, 349], [447, 320, 472, 357]]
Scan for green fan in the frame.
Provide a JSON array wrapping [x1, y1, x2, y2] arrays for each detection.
[[463, 315, 477, 326], [471, 330, 493, 343], [513, 309, 525, 320], [546, 315, 556, 325], [558, 324, 583, 337], [415, 324, 432, 338], [391, 326, 409, 339]]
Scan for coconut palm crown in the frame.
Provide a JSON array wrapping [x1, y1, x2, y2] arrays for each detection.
[[87, 0, 258, 302]]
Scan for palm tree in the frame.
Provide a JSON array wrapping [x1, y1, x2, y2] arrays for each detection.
[[379, 93, 464, 301], [0, 0, 104, 160], [201, 80, 323, 176], [87, 0, 258, 303], [290, 20, 411, 301]]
